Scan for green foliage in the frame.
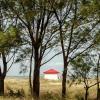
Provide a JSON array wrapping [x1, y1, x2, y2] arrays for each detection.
[[15, 47, 31, 63], [79, 0, 100, 19], [71, 54, 92, 78], [0, 26, 22, 54]]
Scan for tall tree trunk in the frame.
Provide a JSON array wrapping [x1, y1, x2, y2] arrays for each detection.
[[85, 87, 88, 100], [97, 54, 100, 100], [62, 62, 68, 98], [0, 68, 4, 96], [33, 48, 40, 99], [0, 52, 7, 96], [97, 64, 99, 100], [33, 66, 40, 98], [29, 46, 33, 95], [0, 5, 7, 96], [97, 87, 100, 100], [0, 78, 4, 96]]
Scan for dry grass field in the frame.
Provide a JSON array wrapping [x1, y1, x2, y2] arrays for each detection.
[[0, 77, 97, 100]]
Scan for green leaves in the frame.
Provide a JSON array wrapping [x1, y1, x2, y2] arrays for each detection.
[[24, 10, 36, 21], [0, 26, 22, 53], [21, 0, 32, 6], [71, 54, 92, 79]]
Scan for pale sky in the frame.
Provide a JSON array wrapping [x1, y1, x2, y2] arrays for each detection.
[[6, 50, 63, 76]]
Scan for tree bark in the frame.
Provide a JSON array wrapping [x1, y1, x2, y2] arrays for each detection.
[[0, 52, 7, 96], [62, 62, 68, 98], [33, 67, 40, 98], [97, 54, 100, 100], [85, 87, 88, 100], [33, 48, 40, 99], [97, 88, 100, 100], [29, 46, 33, 95], [97, 65, 99, 100], [0, 78, 4, 96]]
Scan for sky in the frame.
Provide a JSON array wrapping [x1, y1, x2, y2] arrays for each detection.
[[6, 50, 64, 76]]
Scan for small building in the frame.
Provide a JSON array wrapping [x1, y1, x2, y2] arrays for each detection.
[[43, 69, 60, 80]]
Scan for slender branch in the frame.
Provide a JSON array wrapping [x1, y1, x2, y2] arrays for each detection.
[[29, 45, 33, 95], [69, 43, 94, 62], [7, 52, 15, 73], [7, 50, 16, 63], [40, 51, 62, 66], [89, 81, 100, 89], [65, 0, 77, 60]]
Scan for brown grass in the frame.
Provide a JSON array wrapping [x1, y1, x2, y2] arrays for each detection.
[[0, 77, 97, 100]]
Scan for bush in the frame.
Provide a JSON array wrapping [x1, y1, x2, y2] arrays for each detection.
[[7, 87, 25, 97], [41, 91, 61, 100]]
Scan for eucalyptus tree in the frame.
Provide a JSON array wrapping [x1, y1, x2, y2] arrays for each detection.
[[71, 54, 93, 100], [48, 0, 100, 98], [0, 17, 22, 96], [2, 0, 59, 98], [90, 49, 100, 100], [96, 54, 100, 100], [71, 50, 100, 100], [0, 1, 23, 96]]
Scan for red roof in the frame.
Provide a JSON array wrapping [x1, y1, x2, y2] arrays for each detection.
[[43, 69, 59, 74]]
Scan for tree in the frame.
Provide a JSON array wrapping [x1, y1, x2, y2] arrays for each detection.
[[0, 21, 22, 96], [0, 1, 23, 95], [2, 0, 59, 98], [71, 54, 93, 100], [71, 53, 100, 100], [91, 51, 100, 100], [71, 31, 100, 99], [49, 0, 100, 98], [96, 54, 100, 100]]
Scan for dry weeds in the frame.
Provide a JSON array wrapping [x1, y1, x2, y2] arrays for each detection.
[[0, 77, 97, 100]]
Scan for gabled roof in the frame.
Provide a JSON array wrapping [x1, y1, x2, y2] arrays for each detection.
[[43, 69, 59, 74]]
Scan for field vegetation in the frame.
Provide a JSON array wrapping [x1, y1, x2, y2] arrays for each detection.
[[0, 77, 98, 100]]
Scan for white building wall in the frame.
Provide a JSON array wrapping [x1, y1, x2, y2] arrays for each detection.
[[44, 74, 58, 80]]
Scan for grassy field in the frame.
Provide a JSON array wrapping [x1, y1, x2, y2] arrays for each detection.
[[0, 77, 97, 100]]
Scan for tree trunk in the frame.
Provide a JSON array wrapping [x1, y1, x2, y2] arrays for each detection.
[[62, 62, 68, 98], [33, 48, 40, 99], [33, 66, 40, 98], [97, 54, 100, 100], [62, 71, 67, 98], [29, 46, 33, 95], [0, 78, 4, 96], [97, 87, 100, 100], [85, 88, 88, 100], [97, 67, 99, 100], [0, 52, 7, 96]]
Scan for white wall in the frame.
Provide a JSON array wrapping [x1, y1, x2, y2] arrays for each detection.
[[44, 74, 59, 80]]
